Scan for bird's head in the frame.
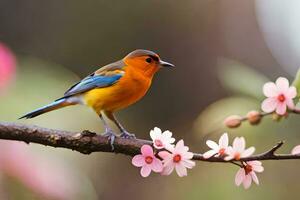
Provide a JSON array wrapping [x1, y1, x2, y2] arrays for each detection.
[[123, 49, 174, 77]]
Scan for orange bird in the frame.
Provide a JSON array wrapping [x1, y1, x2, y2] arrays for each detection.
[[20, 49, 174, 146]]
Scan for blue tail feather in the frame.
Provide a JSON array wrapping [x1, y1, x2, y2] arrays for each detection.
[[19, 99, 67, 119]]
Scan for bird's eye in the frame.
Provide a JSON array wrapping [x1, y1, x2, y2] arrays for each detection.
[[145, 57, 152, 63]]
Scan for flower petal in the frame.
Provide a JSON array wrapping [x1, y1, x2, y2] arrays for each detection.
[[162, 130, 172, 138], [263, 82, 278, 97], [161, 160, 174, 176], [175, 140, 184, 150], [233, 137, 245, 152], [162, 131, 175, 143], [151, 158, 163, 173], [168, 138, 176, 143], [132, 155, 145, 167], [206, 140, 219, 150], [276, 102, 287, 115], [140, 165, 152, 177], [241, 147, 255, 158], [286, 98, 295, 109], [235, 168, 245, 186], [150, 127, 161, 140], [243, 175, 252, 189], [176, 139, 184, 147], [224, 155, 234, 161], [164, 144, 175, 152], [182, 152, 194, 160], [224, 146, 234, 160], [252, 165, 264, 173], [286, 86, 297, 99], [247, 160, 261, 165], [219, 133, 229, 148], [292, 145, 300, 155], [250, 172, 259, 185], [181, 159, 195, 169], [226, 146, 233, 154], [174, 140, 189, 154], [158, 151, 171, 160], [165, 144, 175, 152], [276, 77, 289, 92], [175, 163, 187, 177], [261, 97, 277, 113], [141, 145, 153, 156], [150, 130, 156, 141], [203, 150, 217, 159], [154, 127, 162, 134]]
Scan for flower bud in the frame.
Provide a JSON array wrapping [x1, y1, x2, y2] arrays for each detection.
[[246, 111, 261, 125], [224, 115, 242, 128]]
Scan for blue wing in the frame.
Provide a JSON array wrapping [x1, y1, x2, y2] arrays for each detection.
[[63, 74, 123, 97]]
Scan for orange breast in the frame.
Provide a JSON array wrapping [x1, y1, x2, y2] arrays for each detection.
[[83, 67, 152, 114]]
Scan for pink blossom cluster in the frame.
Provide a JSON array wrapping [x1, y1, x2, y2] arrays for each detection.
[[132, 127, 195, 177], [203, 133, 262, 189], [132, 127, 300, 189]]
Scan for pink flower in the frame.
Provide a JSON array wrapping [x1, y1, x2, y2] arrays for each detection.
[[158, 140, 195, 177], [235, 161, 264, 189], [0, 42, 16, 92], [291, 145, 300, 155], [203, 133, 229, 159], [132, 145, 163, 177], [261, 77, 297, 115], [150, 127, 175, 150], [225, 137, 255, 161], [0, 141, 83, 200]]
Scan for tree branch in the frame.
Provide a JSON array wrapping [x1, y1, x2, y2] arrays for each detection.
[[0, 122, 299, 163]]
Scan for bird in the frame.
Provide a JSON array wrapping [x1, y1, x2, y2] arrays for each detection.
[[20, 49, 174, 148]]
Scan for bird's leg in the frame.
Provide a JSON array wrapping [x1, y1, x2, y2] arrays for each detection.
[[105, 111, 136, 139], [99, 114, 116, 150]]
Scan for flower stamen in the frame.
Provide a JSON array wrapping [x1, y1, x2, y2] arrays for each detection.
[[154, 139, 163, 148], [277, 94, 286, 102], [173, 154, 181, 163], [145, 156, 153, 164], [234, 153, 241, 160], [219, 148, 226, 155], [244, 164, 253, 175]]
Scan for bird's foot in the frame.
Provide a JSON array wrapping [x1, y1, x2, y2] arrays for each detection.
[[120, 131, 136, 139], [102, 130, 117, 150]]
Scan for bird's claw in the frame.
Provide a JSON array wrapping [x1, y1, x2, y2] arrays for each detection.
[[102, 130, 117, 150], [120, 131, 136, 139]]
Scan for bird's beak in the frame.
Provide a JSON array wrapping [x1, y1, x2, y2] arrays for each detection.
[[159, 60, 175, 68]]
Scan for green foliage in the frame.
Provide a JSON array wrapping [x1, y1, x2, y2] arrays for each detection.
[[292, 68, 300, 97]]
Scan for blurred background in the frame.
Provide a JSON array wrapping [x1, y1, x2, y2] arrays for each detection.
[[0, 0, 300, 199]]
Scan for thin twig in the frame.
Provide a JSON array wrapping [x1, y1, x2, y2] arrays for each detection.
[[263, 141, 284, 156], [226, 108, 300, 128]]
